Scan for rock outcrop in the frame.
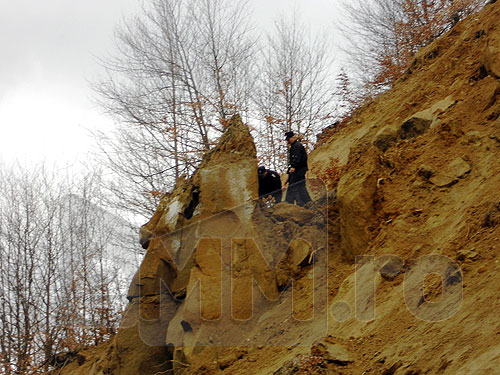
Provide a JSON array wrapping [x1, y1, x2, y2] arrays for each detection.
[[58, 115, 328, 375]]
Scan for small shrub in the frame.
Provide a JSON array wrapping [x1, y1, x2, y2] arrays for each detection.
[[316, 157, 345, 190]]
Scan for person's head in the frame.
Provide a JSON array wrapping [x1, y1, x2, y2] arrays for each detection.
[[284, 131, 296, 144], [257, 165, 267, 178]]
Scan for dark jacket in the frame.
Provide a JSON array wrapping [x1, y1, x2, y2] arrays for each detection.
[[258, 169, 282, 198], [288, 140, 308, 171]]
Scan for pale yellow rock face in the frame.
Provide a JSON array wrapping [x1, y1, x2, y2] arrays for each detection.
[[69, 114, 327, 375], [429, 156, 471, 187], [132, 115, 262, 367], [308, 125, 371, 175], [336, 151, 378, 260]]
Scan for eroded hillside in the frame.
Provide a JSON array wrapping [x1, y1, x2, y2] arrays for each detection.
[[56, 1, 500, 374]]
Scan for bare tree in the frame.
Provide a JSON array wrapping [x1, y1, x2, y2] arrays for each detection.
[[93, 0, 256, 218], [340, 0, 488, 100], [0, 162, 139, 374], [0, 165, 45, 374], [254, 11, 336, 171]]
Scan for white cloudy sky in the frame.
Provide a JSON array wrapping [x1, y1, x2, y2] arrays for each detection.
[[0, 0, 340, 167]]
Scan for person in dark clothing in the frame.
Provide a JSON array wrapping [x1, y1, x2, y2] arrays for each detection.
[[257, 166, 282, 205], [284, 131, 311, 206]]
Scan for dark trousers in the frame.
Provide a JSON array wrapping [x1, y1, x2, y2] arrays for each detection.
[[285, 168, 311, 206]]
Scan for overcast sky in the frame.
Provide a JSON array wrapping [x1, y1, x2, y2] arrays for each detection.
[[0, 0, 340, 167]]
